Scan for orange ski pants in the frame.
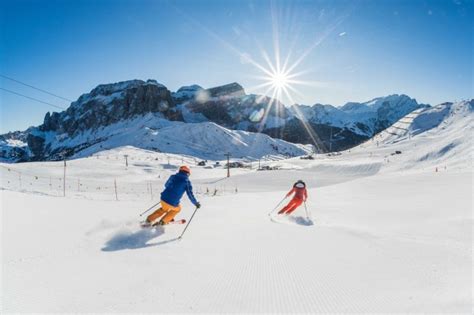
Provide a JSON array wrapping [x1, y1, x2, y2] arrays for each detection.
[[278, 198, 303, 215], [146, 200, 181, 224]]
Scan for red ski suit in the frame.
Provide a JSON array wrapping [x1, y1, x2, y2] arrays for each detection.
[[278, 186, 308, 215]]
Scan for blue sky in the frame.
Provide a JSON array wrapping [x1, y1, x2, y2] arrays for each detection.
[[0, 0, 472, 133]]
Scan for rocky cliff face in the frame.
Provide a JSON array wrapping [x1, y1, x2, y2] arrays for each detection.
[[0, 79, 428, 162], [42, 79, 179, 135]]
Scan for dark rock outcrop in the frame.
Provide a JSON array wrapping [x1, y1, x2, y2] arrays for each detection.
[[207, 82, 245, 98], [26, 134, 45, 160], [42, 79, 179, 137]]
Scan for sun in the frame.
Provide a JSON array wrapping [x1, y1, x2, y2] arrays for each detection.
[[248, 51, 306, 107], [270, 71, 289, 90]]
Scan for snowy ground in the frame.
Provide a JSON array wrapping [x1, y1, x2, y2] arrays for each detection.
[[1, 101, 472, 313]]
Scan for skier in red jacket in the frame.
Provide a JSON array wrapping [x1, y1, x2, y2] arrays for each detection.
[[278, 180, 307, 215]]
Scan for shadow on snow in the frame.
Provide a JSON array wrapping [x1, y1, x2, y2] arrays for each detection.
[[271, 215, 314, 226], [102, 227, 179, 251], [289, 216, 314, 226]]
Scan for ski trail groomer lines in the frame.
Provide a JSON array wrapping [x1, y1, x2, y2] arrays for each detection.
[[145, 166, 201, 226], [278, 180, 308, 215]]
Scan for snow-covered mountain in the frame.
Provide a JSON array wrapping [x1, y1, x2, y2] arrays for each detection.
[[0, 115, 312, 162], [303, 94, 429, 136], [177, 83, 427, 150], [0, 79, 428, 162], [353, 99, 474, 170]]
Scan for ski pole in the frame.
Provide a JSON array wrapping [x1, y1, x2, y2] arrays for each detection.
[[267, 196, 287, 216], [139, 201, 161, 217], [178, 206, 199, 240], [304, 201, 311, 220]]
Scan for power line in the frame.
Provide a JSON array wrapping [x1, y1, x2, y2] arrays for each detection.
[[0, 74, 73, 102], [0, 87, 66, 110]]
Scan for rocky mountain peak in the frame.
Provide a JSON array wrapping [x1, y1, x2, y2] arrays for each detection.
[[207, 82, 245, 98], [172, 84, 205, 103], [89, 79, 164, 97], [41, 79, 179, 136]]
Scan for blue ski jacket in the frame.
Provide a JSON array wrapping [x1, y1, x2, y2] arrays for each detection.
[[160, 171, 199, 207]]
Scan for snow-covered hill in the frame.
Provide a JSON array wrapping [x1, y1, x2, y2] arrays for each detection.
[[0, 79, 427, 162], [66, 116, 313, 161], [0, 114, 311, 163]]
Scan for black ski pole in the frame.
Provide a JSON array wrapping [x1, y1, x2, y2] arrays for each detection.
[[139, 201, 161, 217], [267, 196, 287, 216], [178, 206, 199, 240]]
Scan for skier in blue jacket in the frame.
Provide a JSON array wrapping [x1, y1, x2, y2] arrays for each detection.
[[146, 165, 201, 226]]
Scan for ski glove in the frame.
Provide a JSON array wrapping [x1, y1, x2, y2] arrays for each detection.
[[195, 202, 201, 209]]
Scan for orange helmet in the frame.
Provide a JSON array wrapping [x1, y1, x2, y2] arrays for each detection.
[[179, 165, 191, 174]]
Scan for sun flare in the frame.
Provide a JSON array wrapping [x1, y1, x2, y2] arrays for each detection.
[[270, 71, 289, 90], [243, 47, 327, 151]]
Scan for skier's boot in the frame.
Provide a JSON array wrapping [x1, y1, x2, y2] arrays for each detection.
[[152, 220, 167, 227], [141, 219, 152, 227]]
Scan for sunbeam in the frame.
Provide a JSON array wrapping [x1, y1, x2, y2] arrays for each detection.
[[169, 0, 351, 153]]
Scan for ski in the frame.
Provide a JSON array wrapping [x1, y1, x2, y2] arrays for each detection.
[[165, 219, 187, 225], [140, 219, 186, 228]]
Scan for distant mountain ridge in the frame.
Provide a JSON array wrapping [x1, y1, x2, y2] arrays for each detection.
[[0, 79, 429, 162]]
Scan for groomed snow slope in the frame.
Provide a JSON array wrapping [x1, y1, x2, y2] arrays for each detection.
[[2, 171, 471, 313], [1, 101, 472, 313]]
